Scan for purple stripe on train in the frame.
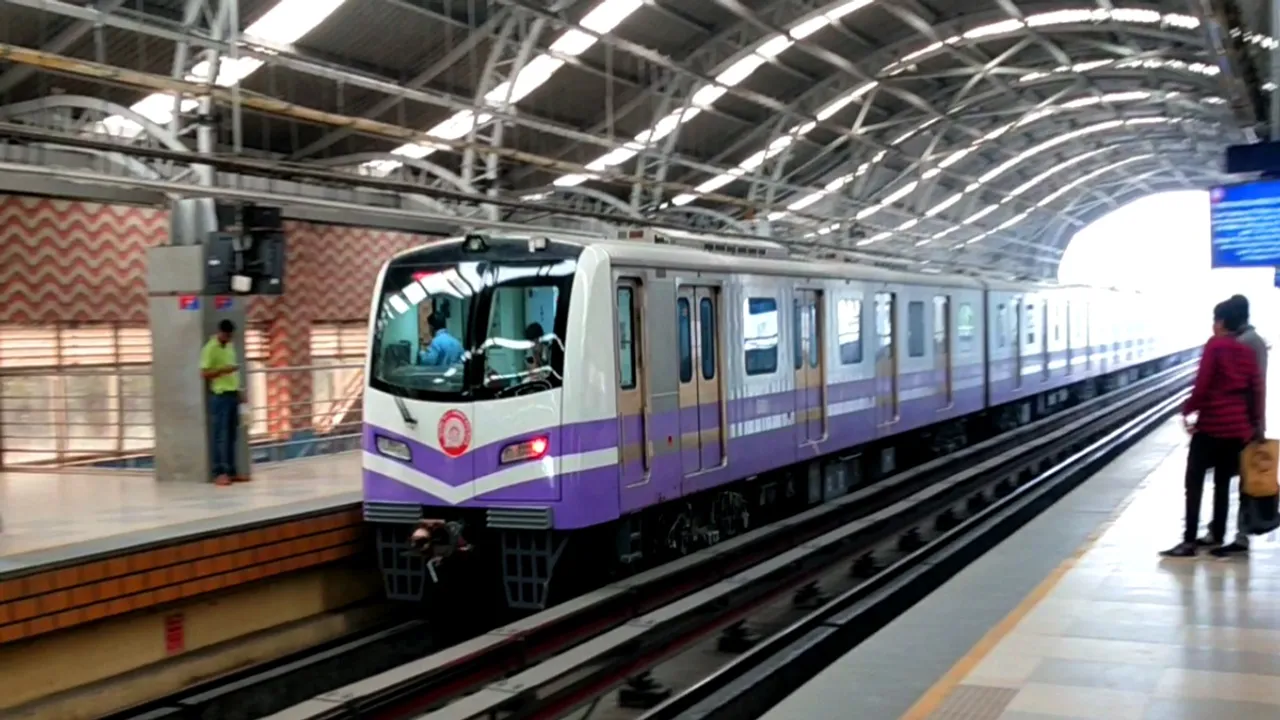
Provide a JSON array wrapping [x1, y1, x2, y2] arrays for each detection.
[[365, 421, 620, 486], [363, 365, 1000, 483], [362, 386, 990, 528]]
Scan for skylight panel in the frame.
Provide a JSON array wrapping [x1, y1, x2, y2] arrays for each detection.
[[697, 174, 737, 193], [550, 29, 595, 57], [788, 192, 826, 211], [554, 174, 594, 187], [717, 55, 767, 87], [925, 193, 962, 217], [247, 0, 346, 45], [691, 86, 729, 108], [964, 19, 1024, 40], [756, 35, 793, 59], [825, 0, 874, 21], [964, 205, 998, 224], [579, 0, 644, 35]]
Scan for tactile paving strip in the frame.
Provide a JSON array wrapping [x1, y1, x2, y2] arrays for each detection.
[[926, 684, 1019, 720]]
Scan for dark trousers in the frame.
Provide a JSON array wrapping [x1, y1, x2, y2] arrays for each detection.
[[209, 392, 240, 478], [1183, 433, 1244, 543]]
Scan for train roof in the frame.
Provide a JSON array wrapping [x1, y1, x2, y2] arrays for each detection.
[[590, 239, 983, 289], [414, 231, 1142, 296]]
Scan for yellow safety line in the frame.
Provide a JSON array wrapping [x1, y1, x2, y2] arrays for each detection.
[[898, 443, 1177, 720]]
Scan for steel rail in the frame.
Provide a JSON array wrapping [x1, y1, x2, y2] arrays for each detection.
[[246, 356, 1195, 720]]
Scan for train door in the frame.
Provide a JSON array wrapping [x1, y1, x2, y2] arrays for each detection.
[[874, 291, 898, 427], [677, 285, 724, 476], [1041, 300, 1050, 381], [793, 289, 825, 444], [1014, 297, 1024, 389], [933, 294, 952, 409], [1059, 298, 1070, 376], [695, 288, 725, 469], [1085, 299, 1095, 371], [615, 280, 648, 490]]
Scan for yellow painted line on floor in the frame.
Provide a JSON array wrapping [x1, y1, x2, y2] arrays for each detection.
[[898, 438, 1182, 720]]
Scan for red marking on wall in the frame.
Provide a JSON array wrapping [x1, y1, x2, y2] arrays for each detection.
[[164, 613, 185, 655]]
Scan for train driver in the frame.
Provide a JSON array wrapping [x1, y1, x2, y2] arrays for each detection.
[[419, 311, 464, 367]]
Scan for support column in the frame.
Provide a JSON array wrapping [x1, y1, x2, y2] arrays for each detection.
[[147, 202, 250, 482]]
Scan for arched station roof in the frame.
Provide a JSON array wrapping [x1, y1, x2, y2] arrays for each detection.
[[0, 0, 1269, 276]]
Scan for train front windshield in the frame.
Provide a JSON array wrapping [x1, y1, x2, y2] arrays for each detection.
[[370, 248, 577, 401]]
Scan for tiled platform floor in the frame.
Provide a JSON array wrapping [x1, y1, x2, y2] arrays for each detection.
[[921, 438, 1280, 719], [0, 452, 360, 575]]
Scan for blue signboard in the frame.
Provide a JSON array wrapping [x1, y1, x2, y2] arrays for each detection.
[[1209, 180, 1280, 268]]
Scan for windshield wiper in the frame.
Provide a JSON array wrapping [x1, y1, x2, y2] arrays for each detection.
[[393, 395, 418, 428]]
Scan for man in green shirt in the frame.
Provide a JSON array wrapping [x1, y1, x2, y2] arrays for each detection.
[[201, 319, 248, 486]]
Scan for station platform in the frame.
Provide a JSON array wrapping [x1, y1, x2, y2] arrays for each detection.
[[0, 453, 363, 646], [761, 417, 1280, 720]]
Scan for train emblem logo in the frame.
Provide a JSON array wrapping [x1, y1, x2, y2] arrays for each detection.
[[438, 410, 472, 457]]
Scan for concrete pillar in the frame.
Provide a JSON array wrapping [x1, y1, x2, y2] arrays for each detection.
[[147, 198, 250, 482]]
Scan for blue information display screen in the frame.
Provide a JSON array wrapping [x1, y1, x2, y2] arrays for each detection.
[[1209, 180, 1280, 267]]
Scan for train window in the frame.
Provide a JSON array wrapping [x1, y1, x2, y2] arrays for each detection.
[[996, 304, 1007, 348], [1024, 303, 1036, 345], [907, 301, 926, 358], [837, 298, 863, 364], [677, 298, 693, 383], [957, 303, 975, 352], [617, 287, 637, 390], [793, 298, 804, 371], [744, 297, 779, 376], [700, 297, 716, 381], [808, 300, 820, 369]]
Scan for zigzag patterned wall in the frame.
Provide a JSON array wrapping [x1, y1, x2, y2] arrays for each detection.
[[0, 194, 428, 434], [0, 196, 168, 323]]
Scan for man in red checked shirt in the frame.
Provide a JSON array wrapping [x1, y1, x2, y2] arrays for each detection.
[[1161, 300, 1265, 558]]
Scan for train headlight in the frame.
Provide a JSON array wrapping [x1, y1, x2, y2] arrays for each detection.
[[376, 435, 412, 462], [500, 436, 549, 464]]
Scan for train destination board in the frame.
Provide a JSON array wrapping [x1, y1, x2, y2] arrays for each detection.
[[1209, 179, 1280, 268]]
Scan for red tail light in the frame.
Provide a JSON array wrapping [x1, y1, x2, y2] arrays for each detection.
[[500, 436, 549, 464]]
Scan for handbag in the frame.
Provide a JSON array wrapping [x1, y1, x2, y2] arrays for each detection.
[[1240, 439, 1280, 536]]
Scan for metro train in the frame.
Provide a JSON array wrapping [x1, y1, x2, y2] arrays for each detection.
[[361, 229, 1200, 612]]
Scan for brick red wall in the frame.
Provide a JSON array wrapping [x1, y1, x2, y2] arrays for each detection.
[[0, 196, 167, 323], [0, 194, 426, 433]]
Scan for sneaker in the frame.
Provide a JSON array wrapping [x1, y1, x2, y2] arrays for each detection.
[[1210, 541, 1249, 558], [213, 474, 232, 487], [1160, 541, 1197, 558]]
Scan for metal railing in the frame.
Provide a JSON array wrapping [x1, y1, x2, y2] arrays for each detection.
[[0, 362, 365, 469]]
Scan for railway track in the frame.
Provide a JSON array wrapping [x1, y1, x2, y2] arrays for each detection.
[[114, 360, 1195, 720]]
